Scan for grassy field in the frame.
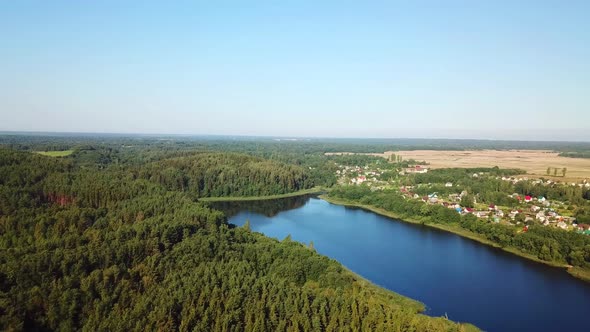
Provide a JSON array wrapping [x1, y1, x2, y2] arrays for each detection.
[[35, 150, 75, 157], [335, 149, 590, 181], [198, 187, 324, 202]]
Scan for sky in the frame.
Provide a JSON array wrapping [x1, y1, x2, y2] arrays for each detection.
[[1, 1, 589, 141]]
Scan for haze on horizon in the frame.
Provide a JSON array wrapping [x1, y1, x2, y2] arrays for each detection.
[[1, 1, 589, 141]]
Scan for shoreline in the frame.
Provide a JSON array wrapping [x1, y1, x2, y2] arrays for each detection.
[[319, 195, 590, 283], [199, 187, 324, 202]]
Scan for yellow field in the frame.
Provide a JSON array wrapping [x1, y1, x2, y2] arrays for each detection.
[[391, 150, 590, 180]]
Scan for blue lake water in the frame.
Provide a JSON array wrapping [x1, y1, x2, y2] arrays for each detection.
[[211, 195, 590, 332]]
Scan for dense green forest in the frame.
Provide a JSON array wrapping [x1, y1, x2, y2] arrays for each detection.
[[0, 147, 475, 331], [329, 185, 590, 269], [137, 152, 313, 197]]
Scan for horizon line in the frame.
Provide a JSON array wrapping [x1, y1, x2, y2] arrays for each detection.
[[1, 130, 590, 144]]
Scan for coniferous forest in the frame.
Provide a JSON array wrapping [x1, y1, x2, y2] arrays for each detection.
[[0, 140, 476, 331]]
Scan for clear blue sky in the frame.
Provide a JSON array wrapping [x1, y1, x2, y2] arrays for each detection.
[[1, 1, 589, 140]]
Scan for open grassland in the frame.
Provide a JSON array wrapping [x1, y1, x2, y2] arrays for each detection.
[[35, 150, 75, 157], [390, 150, 590, 180]]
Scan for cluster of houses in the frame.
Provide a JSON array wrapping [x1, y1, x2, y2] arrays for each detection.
[[335, 162, 589, 234], [399, 186, 580, 230], [499, 176, 590, 189], [336, 165, 383, 185]]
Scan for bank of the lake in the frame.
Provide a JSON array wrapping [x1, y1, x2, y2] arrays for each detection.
[[319, 195, 590, 283], [218, 196, 590, 332], [199, 187, 324, 202], [335, 264, 480, 332]]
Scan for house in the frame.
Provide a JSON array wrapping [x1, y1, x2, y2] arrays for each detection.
[[531, 205, 540, 212], [474, 211, 490, 218], [496, 210, 505, 217], [464, 207, 474, 213], [445, 182, 453, 187], [525, 195, 533, 202], [351, 176, 366, 184], [557, 221, 567, 230], [472, 173, 479, 178], [488, 204, 497, 211], [562, 216, 576, 224], [405, 165, 429, 174], [538, 196, 546, 202]]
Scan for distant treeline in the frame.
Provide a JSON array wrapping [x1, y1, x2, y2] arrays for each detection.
[[3, 133, 590, 155], [559, 151, 590, 159]]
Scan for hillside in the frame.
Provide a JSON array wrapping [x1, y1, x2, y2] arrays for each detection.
[[137, 152, 313, 197]]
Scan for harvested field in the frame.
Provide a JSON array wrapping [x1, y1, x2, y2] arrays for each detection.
[[327, 150, 590, 180], [395, 150, 590, 180]]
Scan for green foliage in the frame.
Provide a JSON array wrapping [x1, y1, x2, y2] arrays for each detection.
[[559, 151, 590, 159], [138, 152, 313, 197], [0, 148, 471, 331], [460, 194, 475, 208]]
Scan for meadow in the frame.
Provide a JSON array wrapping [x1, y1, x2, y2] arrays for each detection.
[[35, 150, 75, 157]]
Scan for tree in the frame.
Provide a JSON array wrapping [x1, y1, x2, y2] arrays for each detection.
[[546, 167, 551, 175], [243, 219, 251, 232], [554, 168, 558, 176], [562, 168, 567, 177], [460, 194, 475, 208]]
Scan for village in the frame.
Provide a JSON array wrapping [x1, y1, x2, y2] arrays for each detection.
[[335, 162, 590, 236]]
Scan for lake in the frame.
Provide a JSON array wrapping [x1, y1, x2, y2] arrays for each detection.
[[210, 195, 590, 332]]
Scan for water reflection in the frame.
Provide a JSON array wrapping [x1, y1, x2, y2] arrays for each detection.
[[207, 194, 314, 219]]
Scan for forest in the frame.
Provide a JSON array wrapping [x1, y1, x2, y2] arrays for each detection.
[[136, 152, 313, 197], [0, 146, 475, 331]]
